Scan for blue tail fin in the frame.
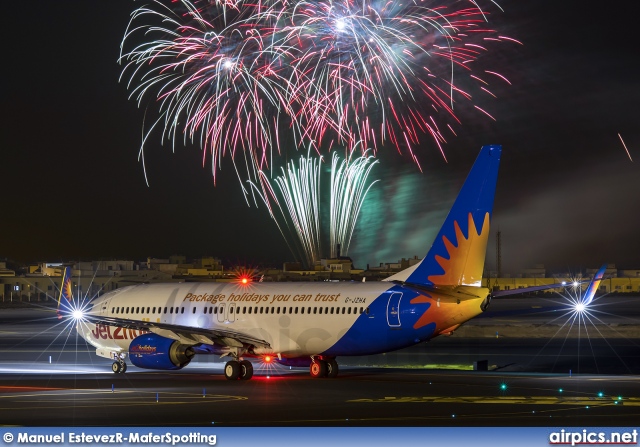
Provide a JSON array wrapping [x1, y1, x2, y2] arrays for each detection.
[[390, 145, 501, 287]]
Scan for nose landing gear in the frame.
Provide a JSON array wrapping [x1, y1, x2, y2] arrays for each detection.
[[112, 360, 127, 374]]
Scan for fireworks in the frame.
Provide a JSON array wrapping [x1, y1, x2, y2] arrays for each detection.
[[253, 149, 378, 266], [258, 153, 323, 266], [330, 148, 379, 258], [119, 0, 517, 185]]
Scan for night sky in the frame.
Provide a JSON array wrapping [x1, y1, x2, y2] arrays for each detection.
[[2, 1, 638, 273]]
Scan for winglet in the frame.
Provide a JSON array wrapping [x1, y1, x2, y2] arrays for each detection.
[[57, 267, 73, 318], [582, 264, 607, 305]]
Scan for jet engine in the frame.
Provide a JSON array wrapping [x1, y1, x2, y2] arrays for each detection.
[[129, 333, 195, 370]]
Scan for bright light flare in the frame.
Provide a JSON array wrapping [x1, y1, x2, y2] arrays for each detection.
[[574, 303, 585, 313], [230, 267, 259, 285], [58, 299, 93, 325]]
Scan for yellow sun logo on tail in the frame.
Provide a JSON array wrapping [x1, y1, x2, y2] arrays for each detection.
[[427, 212, 490, 287]]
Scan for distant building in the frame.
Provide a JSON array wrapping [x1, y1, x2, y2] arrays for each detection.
[[0, 261, 15, 277]]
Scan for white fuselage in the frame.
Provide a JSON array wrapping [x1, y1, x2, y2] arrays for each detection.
[[78, 281, 397, 359]]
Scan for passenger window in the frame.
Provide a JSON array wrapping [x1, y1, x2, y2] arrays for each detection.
[[181, 307, 185, 314], [192, 307, 196, 314], [170, 307, 174, 314]]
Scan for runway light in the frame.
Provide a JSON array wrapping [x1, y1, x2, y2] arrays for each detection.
[[598, 392, 604, 398], [559, 388, 563, 393], [500, 383, 507, 391]]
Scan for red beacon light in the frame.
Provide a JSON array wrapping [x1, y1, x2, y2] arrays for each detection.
[[241, 277, 249, 284], [264, 355, 273, 363]]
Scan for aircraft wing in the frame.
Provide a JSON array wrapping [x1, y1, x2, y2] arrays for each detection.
[[491, 264, 608, 298], [490, 283, 572, 297], [81, 314, 271, 349]]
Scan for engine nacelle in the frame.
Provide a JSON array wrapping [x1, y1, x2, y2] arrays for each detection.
[[129, 333, 195, 370]]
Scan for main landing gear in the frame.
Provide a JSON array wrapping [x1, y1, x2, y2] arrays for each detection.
[[224, 359, 253, 380], [310, 358, 338, 378], [112, 359, 127, 374]]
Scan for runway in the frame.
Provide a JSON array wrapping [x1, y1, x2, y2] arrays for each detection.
[[0, 296, 639, 426]]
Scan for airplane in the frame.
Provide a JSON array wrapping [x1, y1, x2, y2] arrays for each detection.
[[57, 144, 599, 380]]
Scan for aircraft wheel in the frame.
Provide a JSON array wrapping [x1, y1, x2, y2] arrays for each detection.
[[112, 362, 121, 374], [224, 360, 241, 380], [121, 362, 127, 373], [310, 360, 327, 378], [326, 359, 339, 378], [240, 360, 253, 380]]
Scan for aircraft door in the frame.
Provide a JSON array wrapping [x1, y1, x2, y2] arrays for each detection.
[[99, 297, 112, 316], [228, 303, 236, 323], [217, 303, 225, 323], [386, 292, 402, 327]]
